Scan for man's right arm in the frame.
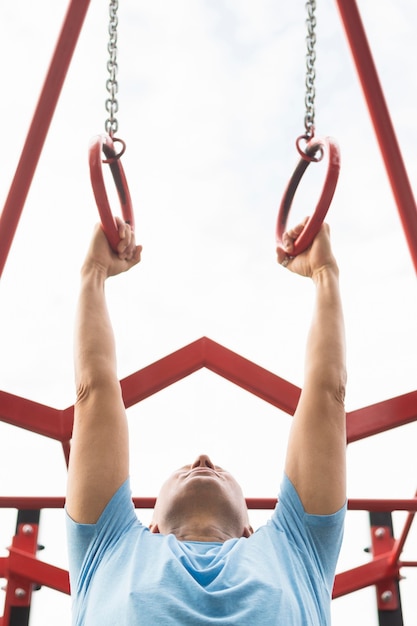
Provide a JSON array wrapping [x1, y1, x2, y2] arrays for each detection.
[[66, 222, 141, 524]]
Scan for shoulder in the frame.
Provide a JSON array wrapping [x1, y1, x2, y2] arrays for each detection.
[[66, 477, 142, 588]]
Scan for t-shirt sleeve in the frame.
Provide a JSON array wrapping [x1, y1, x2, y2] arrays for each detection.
[[272, 473, 346, 591], [65, 478, 139, 593]]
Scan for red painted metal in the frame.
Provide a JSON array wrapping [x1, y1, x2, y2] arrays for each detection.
[[119, 337, 301, 414], [1, 0, 417, 622], [2, 338, 416, 446], [276, 136, 341, 257], [89, 134, 135, 251], [0, 0, 91, 278], [333, 554, 398, 599], [371, 524, 399, 611], [1, 496, 417, 513], [0, 391, 67, 441], [389, 488, 417, 568], [6, 549, 69, 595], [335, 0, 417, 274], [346, 390, 417, 443], [1, 523, 39, 623]]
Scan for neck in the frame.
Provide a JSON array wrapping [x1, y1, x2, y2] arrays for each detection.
[[171, 521, 234, 543]]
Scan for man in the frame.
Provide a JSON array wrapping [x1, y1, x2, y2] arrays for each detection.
[[66, 217, 346, 625]]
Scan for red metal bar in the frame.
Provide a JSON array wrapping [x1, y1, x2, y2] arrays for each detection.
[[333, 554, 398, 598], [1, 496, 416, 513], [335, 0, 417, 274], [348, 498, 417, 512], [3, 341, 417, 450], [346, 390, 417, 443], [7, 548, 70, 595], [203, 337, 301, 414], [119, 337, 301, 414], [389, 488, 417, 568], [1, 522, 39, 624], [0, 0, 91, 278], [371, 522, 399, 611], [0, 391, 66, 440]]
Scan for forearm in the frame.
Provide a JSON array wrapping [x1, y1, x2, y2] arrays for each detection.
[[67, 222, 138, 523], [74, 264, 118, 393], [305, 265, 346, 397]]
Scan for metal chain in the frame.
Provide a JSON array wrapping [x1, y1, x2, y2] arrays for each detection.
[[105, 0, 119, 136], [304, 0, 317, 138]]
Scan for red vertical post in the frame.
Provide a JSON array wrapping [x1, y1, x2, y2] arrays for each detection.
[[0, 0, 91, 278], [2, 511, 40, 626], [335, 0, 417, 274]]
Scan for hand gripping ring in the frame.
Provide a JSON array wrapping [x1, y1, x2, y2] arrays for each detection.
[[89, 134, 135, 252], [276, 136, 340, 257]]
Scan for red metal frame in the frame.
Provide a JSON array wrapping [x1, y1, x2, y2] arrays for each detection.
[[335, 0, 417, 275], [1, 0, 417, 623]]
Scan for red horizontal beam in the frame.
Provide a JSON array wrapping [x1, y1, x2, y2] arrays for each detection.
[[1, 496, 416, 513]]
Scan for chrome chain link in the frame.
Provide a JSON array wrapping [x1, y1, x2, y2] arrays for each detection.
[[105, 0, 119, 136], [304, 0, 317, 138]]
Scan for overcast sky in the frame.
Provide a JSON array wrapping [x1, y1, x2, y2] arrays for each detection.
[[1, 1, 417, 624]]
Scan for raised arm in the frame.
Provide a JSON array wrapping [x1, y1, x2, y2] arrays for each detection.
[[66, 220, 141, 524], [277, 220, 346, 515]]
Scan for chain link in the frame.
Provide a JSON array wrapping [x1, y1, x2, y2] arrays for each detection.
[[304, 0, 317, 138], [105, 0, 119, 136]]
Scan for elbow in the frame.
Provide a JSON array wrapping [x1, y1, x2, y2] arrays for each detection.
[[310, 366, 347, 407], [326, 367, 347, 407], [75, 375, 121, 406], [334, 376, 347, 407]]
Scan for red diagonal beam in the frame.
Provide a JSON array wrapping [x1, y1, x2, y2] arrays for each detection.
[[0, 0, 91, 277], [3, 339, 417, 447], [333, 554, 399, 598], [0, 390, 65, 440], [120, 337, 301, 413], [7, 548, 70, 595], [120, 337, 207, 405], [335, 0, 417, 273], [346, 390, 417, 443], [203, 337, 301, 414]]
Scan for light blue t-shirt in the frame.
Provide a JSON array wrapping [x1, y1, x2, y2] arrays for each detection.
[[66, 474, 345, 625]]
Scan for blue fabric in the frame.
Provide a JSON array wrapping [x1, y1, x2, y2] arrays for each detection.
[[66, 474, 345, 625]]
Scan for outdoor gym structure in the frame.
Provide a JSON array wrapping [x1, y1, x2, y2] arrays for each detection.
[[1, 1, 417, 625]]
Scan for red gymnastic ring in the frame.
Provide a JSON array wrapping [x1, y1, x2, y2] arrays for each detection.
[[89, 134, 135, 252], [276, 136, 340, 257]]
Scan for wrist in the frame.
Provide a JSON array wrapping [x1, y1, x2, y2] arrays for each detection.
[[311, 261, 339, 285], [80, 259, 109, 284]]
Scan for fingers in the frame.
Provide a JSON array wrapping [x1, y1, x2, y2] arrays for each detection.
[[115, 217, 140, 263], [284, 217, 309, 250], [277, 217, 310, 267]]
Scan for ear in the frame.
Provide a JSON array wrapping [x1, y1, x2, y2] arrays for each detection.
[[149, 522, 160, 534], [242, 525, 254, 538]]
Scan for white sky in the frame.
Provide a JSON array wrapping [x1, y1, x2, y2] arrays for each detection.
[[1, 0, 417, 624]]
